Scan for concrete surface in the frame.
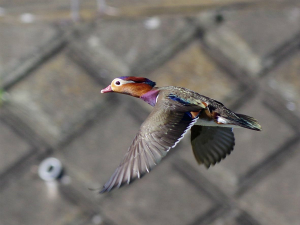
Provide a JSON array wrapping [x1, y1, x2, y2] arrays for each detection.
[[0, 1, 300, 225]]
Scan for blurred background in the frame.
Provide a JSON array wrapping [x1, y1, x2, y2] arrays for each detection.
[[0, 0, 300, 224]]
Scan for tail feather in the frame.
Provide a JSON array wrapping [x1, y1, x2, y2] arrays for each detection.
[[235, 113, 262, 131]]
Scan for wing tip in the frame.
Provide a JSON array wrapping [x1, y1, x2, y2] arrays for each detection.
[[99, 170, 148, 193], [99, 187, 107, 194], [88, 185, 110, 194], [99, 183, 121, 194]]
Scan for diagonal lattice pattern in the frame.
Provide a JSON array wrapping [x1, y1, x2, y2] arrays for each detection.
[[0, 1, 300, 225]]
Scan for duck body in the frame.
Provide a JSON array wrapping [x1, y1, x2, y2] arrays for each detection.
[[100, 76, 261, 193], [142, 85, 258, 130]]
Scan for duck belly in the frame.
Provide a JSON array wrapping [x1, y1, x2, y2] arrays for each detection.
[[195, 119, 240, 128]]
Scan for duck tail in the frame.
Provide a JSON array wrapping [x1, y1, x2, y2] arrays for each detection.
[[235, 114, 262, 131]]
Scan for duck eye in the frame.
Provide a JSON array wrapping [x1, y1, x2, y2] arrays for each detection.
[[115, 81, 121, 85]]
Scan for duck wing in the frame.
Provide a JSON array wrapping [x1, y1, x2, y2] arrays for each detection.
[[191, 126, 235, 168], [100, 99, 201, 193]]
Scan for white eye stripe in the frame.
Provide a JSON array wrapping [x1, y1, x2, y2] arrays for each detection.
[[113, 79, 135, 86], [123, 80, 135, 84]]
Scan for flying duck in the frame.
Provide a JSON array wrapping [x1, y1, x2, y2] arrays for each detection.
[[99, 76, 261, 193]]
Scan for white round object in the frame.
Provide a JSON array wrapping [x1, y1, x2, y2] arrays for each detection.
[[38, 158, 63, 181], [144, 17, 161, 30]]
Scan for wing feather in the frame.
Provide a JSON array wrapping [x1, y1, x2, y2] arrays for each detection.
[[100, 100, 200, 193], [191, 126, 235, 168]]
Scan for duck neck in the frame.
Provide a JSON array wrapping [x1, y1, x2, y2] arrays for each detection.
[[140, 88, 160, 106]]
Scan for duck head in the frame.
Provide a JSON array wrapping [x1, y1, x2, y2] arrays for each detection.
[[101, 76, 156, 98]]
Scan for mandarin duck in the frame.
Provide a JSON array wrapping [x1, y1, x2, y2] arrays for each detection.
[[100, 76, 261, 193]]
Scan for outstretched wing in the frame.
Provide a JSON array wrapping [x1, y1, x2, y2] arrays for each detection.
[[100, 100, 200, 193], [191, 126, 235, 168]]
